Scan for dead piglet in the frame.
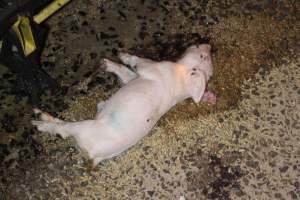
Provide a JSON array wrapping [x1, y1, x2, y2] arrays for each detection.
[[32, 44, 216, 166]]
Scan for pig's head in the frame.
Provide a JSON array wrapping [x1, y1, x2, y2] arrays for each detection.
[[178, 44, 213, 79], [177, 44, 214, 103]]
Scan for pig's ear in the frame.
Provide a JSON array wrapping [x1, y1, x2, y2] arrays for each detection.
[[187, 70, 206, 103]]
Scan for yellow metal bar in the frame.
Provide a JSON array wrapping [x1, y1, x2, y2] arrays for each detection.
[[12, 16, 36, 56], [33, 0, 71, 24]]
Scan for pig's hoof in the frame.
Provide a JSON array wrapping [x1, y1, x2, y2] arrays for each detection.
[[103, 58, 119, 72], [33, 108, 56, 122], [119, 52, 132, 64]]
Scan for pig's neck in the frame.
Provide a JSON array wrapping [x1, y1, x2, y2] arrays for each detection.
[[157, 64, 190, 115], [172, 64, 190, 99]]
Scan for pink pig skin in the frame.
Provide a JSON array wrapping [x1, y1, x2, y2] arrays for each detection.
[[31, 44, 215, 166]]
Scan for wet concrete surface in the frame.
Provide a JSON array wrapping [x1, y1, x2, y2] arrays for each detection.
[[0, 0, 299, 199]]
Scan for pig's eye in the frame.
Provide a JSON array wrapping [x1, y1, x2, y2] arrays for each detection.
[[200, 53, 208, 60]]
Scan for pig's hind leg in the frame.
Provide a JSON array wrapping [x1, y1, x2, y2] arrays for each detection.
[[32, 119, 95, 139], [31, 108, 93, 139], [103, 58, 137, 84], [31, 120, 68, 138]]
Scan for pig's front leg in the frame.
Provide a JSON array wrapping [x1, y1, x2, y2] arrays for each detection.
[[119, 53, 154, 68], [102, 59, 137, 84], [201, 91, 217, 104]]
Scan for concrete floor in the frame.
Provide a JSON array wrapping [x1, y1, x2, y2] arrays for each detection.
[[0, 0, 299, 199]]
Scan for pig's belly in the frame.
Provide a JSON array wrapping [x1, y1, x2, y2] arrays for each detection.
[[92, 80, 167, 158], [96, 101, 161, 158], [104, 103, 160, 139]]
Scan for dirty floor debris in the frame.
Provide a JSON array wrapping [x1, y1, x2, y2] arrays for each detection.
[[0, 0, 299, 199]]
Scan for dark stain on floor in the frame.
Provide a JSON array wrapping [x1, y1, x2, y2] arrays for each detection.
[[185, 151, 243, 200]]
